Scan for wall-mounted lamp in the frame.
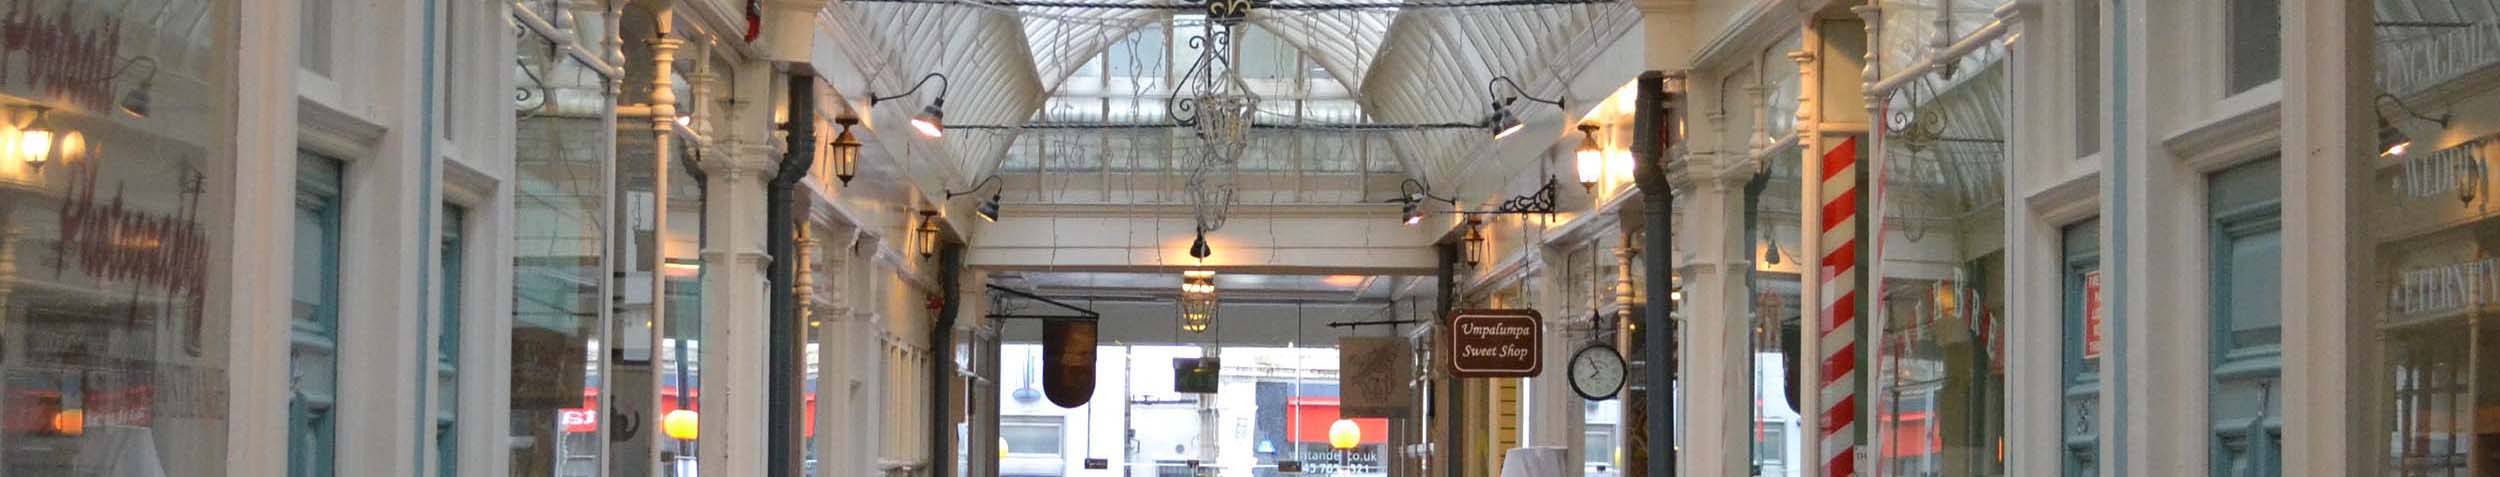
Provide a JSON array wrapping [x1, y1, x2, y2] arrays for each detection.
[[17, 106, 54, 167], [112, 57, 159, 118], [1486, 76, 1565, 140], [916, 209, 941, 258], [1575, 123, 1605, 191], [945, 176, 1005, 222], [871, 73, 949, 138], [2376, 93, 2451, 158], [1461, 219, 1486, 268], [1390, 178, 1458, 226], [827, 117, 861, 185]]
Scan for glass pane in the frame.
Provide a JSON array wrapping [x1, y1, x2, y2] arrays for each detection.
[[439, 204, 466, 477], [1872, 59, 2010, 476], [0, 0, 236, 473], [513, 18, 612, 476], [2369, 5, 2500, 473], [291, 152, 342, 477], [2207, 158, 2280, 475], [2225, 0, 2279, 94]]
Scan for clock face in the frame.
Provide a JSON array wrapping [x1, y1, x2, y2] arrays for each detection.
[[1570, 345, 1625, 401]]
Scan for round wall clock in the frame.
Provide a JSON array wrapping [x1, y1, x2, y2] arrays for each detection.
[[1570, 344, 1626, 401]]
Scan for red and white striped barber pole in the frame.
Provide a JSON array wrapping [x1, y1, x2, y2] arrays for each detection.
[[1816, 135, 1868, 477]]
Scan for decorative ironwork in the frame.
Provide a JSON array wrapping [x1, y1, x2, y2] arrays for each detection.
[[1166, 13, 1259, 234], [1487, 177, 1559, 217]]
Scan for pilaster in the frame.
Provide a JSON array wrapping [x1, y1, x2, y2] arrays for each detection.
[[1669, 157, 1759, 477], [697, 71, 780, 475]]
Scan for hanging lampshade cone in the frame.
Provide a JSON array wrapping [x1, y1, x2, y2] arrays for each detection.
[[1575, 123, 1604, 191], [829, 120, 861, 185], [911, 101, 946, 138], [1402, 201, 1424, 225], [1189, 229, 1213, 260], [2378, 118, 2412, 158], [120, 78, 153, 118], [977, 192, 1002, 222], [1490, 106, 1525, 140]]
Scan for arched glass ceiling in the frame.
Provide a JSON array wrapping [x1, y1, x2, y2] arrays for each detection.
[[825, 0, 1642, 186]]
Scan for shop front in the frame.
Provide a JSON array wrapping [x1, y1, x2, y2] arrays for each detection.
[[0, 0, 236, 474]]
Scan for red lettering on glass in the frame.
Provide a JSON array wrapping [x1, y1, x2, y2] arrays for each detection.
[[53, 162, 209, 354], [0, 0, 123, 111]]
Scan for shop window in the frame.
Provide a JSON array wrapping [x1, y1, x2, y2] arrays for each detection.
[[510, 16, 613, 476], [2224, 0, 2279, 95], [1002, 416, 1065, 457], [437, 204, 466, 477], [2060, 218, 2100, 477], [1584, 424, 1614, 467], [291, 152, 344, 477], [2206, 158, 2281, 476]]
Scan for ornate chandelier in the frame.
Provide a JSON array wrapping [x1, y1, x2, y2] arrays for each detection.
[[1170, 1, 1259, 234], [1179, 270, 1218, 333]]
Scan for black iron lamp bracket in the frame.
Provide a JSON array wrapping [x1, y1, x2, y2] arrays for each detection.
[[1390, 178, 1462, 207], [1489, 76, 1566, 109], [945, 175, 1004, 200], [1457, 177, 1560, 219], [2378, 93, 2453, 128], [870, 72, 950, 106]]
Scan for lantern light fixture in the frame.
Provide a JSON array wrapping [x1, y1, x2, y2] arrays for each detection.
[[916, 210, 941, 258], [17, 106, 52, 167], [827, 117, 861, 185], [1180, 270, 1218, 333], [871, 73, 950, 138], [1575, 123, 1605, 191], [1485, 76, 1564, 140], [1461, 219, 1486, 268]]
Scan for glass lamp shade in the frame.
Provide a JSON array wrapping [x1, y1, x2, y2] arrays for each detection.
[[829, 126, 861, 184], [1462, 220, 1486, 267], [1328, 419, 1361, 450], [662, 409, 698, 440], [917, 211, 941, 258], [1576, 124, 1604, 190], [1180, 270, 1217, 333]]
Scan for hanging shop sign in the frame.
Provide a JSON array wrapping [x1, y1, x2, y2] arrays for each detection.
[[2083, 271, 2105, 360], [1446, 309, 1542, 378], [1042, 320, 1099, 408], [1174, 357, 1220, 394], [1338, 337, 1412, 418]]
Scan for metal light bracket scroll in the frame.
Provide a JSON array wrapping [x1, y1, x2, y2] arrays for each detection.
[[1168, 0, 1260, 237]]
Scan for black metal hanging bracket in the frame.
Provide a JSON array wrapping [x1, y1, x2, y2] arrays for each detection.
[[985, 284, 1102, 321]]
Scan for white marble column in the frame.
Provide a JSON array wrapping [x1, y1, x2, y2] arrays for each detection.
[[1672, 162, 1757, 477], [696, 60, 781, 477]]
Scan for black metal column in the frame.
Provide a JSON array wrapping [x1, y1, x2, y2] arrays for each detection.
[[930, 245, 964, 477], [1629, 70, 1681, 477], [1434, 242, 1460, 477], [767, 74, 818, 477]]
